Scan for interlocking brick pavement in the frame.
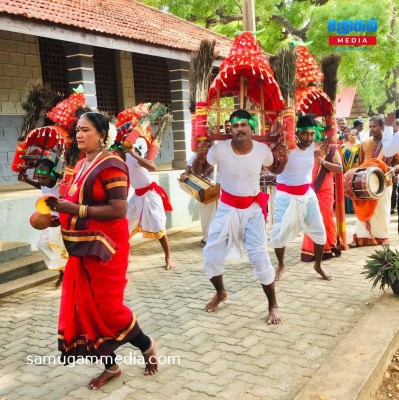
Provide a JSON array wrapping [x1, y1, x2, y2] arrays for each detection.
[[0, 215, 398, 399]]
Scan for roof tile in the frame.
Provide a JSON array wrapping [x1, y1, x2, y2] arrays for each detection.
[[0, 0, 232, 56]]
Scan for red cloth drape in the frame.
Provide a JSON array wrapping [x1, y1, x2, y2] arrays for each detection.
[[57, 156, 139, 362], [301, 150, 340, 261], [135, 181, 173, 212]]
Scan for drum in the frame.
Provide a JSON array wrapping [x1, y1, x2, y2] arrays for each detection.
[[343, 167, 386, 200], [260, 171, 277, 193], [178, 173, 220, 204]]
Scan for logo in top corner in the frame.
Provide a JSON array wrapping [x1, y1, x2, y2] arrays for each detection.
[[327, 18, 377, 46]]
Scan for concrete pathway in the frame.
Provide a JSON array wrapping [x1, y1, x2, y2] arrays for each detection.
[[1, 215, 399, 399]]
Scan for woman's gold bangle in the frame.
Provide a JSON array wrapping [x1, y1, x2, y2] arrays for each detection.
[[79, 205, 88, 219]]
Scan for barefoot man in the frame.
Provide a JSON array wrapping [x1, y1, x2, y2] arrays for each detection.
[[269, 114, 332, 281], [192, 109, 288, 324], [125, 143, 175, 270]]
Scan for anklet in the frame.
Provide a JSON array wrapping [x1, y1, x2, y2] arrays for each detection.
[[104, 366, 121, 373], [142, 339, 154, 355]]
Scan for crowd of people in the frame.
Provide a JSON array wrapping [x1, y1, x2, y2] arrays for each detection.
[[18, 108, 399, 391]]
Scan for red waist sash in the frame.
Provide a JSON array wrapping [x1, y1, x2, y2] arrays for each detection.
[[276, 183, 311, 196], [135, 181, 173, 212], [220, 189, 269, 221]]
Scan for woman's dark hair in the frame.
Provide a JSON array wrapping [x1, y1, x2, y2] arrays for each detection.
[[229, 109, 252, 122], [297, 114, 317, 129], [80, 112, 109, 141]]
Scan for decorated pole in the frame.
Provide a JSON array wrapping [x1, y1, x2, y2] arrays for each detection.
[[190, 40, 216, 151], [322, 54, 345, 250]]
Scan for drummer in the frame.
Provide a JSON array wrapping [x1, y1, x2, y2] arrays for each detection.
[[18, 159, 66, 287], [269, 114, 332, 281], [349, 115, 399, 247]]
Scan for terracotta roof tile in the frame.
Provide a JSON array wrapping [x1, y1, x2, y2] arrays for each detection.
[[0, 0, 232, 56]]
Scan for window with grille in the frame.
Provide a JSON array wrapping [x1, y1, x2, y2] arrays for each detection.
[[132, 54, 171, 108], [93, 47, 120, 117], [38, 38, 69, 96]]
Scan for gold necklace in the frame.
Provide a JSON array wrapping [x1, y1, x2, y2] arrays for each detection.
[[68, 150, 104, 196]]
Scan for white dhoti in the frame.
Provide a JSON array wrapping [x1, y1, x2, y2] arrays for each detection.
[[354, 185, 392, 242], [37, 226, 67, 271], [127, 190, 166, 239], [203, 202, 275, 285], [269, 189, 326, 248], [199, 201, 217, 242]]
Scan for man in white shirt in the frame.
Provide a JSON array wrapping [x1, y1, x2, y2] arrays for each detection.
[[269, 115, 331, 281], [192, 109, 288, 325]]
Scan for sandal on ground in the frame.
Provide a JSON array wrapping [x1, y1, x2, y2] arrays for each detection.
[[87, 366, 121, 390], [142, 338, 158, 376]]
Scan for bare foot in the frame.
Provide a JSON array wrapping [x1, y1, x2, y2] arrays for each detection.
[[205, 292, 227, 312], [142, 339, 158, 376], [275, 263, 285, 280], [314, 264, 332, 281], [88, 365, 121, 390], [266, 306, 281, 325], [165, 258, 176, 270]]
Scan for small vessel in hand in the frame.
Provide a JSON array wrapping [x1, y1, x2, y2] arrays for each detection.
[[35, 194, 57, 214]]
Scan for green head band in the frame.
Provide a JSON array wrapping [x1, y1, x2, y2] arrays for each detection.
[[109, 144, 124, 152], [36, 167, 57, 181], [230, 116, 259, 131], [49, 167, 57, 181], [35, 169, 49, 175]]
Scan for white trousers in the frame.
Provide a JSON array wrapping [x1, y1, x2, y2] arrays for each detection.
[[37, 226, 67, 271], [127, 190, 166, 238], [269, 189, 326, 248], [199, 201, 217, 241], [203, 202, 276, 286]]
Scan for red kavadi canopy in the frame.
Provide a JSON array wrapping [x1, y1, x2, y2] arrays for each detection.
[[296, 86, 334, 116], [207, 32, 285, 121]]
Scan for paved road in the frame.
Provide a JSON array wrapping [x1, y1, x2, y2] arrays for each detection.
[[1, 215, 398, 399]]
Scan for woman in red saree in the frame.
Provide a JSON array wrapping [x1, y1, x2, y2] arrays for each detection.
[[46, 112, 157, 390], [301, 141, 343, 261]]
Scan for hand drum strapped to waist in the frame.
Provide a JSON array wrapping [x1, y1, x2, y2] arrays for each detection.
[[343, 166, 386, 200], [260, 171, 277, 192], [178, 173, 220, 204]]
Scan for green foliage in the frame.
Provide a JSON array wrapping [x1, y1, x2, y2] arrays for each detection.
[[362, 246, 399, 291], [142, 0, 399, 114]]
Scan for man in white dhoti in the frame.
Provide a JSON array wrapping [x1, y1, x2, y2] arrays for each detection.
[[125, 148, 175, 270], [192, 109, 288, 324], [18, 159, 67, 287], [269, 115, 331, 281], [349, 115, 398, 247]]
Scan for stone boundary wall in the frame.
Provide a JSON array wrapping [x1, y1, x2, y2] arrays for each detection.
[[0, 30, 41, 184]]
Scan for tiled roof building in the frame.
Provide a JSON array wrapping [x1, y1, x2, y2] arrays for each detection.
[[0, 0, 233, 185]]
